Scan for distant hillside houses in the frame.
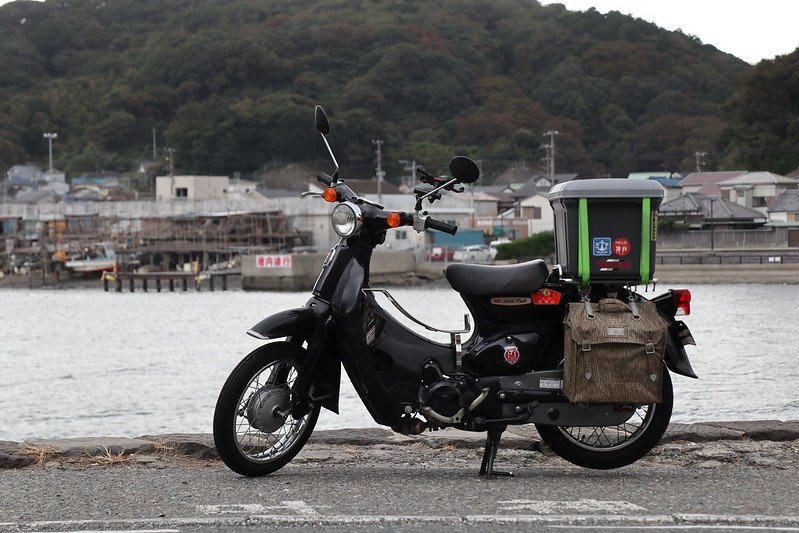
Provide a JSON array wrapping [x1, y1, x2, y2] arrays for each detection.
[[3, 160, 799, 257]]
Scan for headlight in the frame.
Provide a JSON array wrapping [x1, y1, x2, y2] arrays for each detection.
[[331, 202, 363, 237]]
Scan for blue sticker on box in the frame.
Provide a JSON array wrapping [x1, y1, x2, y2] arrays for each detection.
[[592, 237, 611, 256]]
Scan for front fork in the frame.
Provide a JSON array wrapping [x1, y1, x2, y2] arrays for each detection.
[[288, 316, 336, 417]]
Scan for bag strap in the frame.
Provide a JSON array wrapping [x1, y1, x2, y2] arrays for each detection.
[[640, 198, 651, 284], [578, 198, 590, 284]]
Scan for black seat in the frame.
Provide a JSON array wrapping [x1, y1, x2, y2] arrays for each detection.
[[445, 259, 550, 296]]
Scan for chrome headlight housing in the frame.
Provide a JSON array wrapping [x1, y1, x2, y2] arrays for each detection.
[[331, 202, 363, 237]]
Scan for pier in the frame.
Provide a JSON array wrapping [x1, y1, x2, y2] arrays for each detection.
[[101, 265, 240, 292]]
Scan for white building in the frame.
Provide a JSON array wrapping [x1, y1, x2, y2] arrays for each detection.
[[519, 193, 555, 235], [155, 175, 229, 202], [717, 172, 799, 214]]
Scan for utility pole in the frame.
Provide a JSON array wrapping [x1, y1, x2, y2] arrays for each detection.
[[372, 139, 384, 203], [165, 147, 175, 199], [399, 159, 417, 190], [43, 132, 58, 171], [165, 147, 175, 176], [695, 151, 708, 173], [152, 129, 157, 160], [542, 130, 559, 184]]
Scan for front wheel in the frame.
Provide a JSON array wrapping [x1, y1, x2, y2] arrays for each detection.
[[213, 342, 320, 476], [535, 370, 673, 469]]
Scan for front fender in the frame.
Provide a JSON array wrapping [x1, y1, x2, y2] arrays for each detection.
[[247, 307, 317, 341], [247, 297, 330, 341]]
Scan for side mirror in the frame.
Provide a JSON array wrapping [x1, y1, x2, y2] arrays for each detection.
[[315, 105, 330, 135], [449, 156, 479, 184]]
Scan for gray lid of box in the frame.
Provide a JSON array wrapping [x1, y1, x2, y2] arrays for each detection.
[[548, 178, 665, 201]]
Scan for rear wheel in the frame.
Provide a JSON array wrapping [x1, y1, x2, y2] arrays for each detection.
[[213, 342, 320, 477], [535, 371, 673, 469]]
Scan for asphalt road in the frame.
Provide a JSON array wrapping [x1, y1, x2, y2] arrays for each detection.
[[2, 439, 798, 533]]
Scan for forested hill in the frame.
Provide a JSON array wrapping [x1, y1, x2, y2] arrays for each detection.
[[0, 0, 756, 181]]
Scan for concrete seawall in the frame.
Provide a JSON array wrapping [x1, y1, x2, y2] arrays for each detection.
[[2, 420, 797, 470], [241, 251, 799, 291]]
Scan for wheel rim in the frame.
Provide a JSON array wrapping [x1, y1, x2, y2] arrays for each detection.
[[556, 404, 656, 451], [233, 359, 312, 463]]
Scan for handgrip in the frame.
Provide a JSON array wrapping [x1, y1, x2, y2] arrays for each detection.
[[317, 172, 334, 186], [425, 217, 458, 235]]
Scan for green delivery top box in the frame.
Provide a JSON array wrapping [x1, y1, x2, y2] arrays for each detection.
[[548, 179, 665, 285]]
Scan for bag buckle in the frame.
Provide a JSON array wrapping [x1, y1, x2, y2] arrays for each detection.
[[584, 297, 595, 320], [645, 342, 656, 355], [581, 342, 591, 352]]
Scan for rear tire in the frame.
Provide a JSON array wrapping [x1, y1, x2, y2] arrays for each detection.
[[535, 371, 673, 469], [213, 342, 320, 477]]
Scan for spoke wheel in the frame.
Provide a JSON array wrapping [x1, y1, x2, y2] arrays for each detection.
[[214, 342, 319, 477], [536, 370, 673, 469]]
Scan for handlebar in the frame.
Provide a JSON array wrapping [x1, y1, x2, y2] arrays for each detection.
[[424, 217, 458, 235], [317, 172, 334, 186]]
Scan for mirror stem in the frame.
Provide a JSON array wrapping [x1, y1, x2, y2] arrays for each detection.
[[417, 177, 458, 207], [320, 133, 339, 170]]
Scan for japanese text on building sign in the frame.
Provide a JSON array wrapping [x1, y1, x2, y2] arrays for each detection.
[[255, 255, 293, 269]]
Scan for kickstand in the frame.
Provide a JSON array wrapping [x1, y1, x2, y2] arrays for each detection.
[[479, 425, 513, 478]]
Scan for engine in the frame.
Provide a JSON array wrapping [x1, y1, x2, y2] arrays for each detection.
[[418, 359, 483, 424]]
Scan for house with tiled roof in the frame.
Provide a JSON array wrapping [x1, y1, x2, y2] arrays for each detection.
[[717, 171, 799, 213], [628, 171, 682, 200], [679, 171, 746, 196], [659, 193, 767, 229], [768, 190, 799, 223]]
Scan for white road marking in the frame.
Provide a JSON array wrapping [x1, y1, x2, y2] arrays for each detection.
[[554, 526, 799, 531], [197, 503, 275, 514], [31, 530, 180, 533], [282, 500, 320, 516], [197, 500, 322, 516], [498, 498, 647, 514], [5, 514, 799, 531]]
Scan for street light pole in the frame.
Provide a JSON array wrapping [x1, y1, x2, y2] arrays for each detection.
[[43, 132, 58, 171], [709, 196, 715, 250]]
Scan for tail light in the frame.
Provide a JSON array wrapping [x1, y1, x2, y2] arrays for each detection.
[[672, 289, 691, 316]]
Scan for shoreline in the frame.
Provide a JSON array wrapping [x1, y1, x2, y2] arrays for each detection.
[[2, 420, 797, 470], [3, 262, 799, 290]]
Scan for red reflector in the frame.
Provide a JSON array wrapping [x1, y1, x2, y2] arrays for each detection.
[[532, 288, 561, 305], [673, 289, 691, 316]]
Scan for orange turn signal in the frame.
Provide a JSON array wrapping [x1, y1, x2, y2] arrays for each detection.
[[386, 212, 402, 228], [322, 187, 338, 202]]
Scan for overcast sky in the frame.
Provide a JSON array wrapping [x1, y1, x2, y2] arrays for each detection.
[[539, 0, 799, 64], [1, 0, 796, 64]]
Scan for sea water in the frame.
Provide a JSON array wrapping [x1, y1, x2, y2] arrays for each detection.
[[0, 284, 797, 440]]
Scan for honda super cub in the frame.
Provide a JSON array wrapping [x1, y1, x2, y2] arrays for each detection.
[[213, 106, 697, 477]]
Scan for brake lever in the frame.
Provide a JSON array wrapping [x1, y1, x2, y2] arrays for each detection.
[[301, 191, 323, 198]]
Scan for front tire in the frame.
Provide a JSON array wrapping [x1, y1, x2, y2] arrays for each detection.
[[213, 342, 320, 477], [535, 370, 673, 469]]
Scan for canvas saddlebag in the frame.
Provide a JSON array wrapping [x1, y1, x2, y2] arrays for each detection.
[[563, 297, 668, 404]]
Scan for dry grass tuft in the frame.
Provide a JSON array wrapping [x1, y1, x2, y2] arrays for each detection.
[[150, 440, 178, 454], [90, 446, 132, 465], [18, 443, 60, 464]]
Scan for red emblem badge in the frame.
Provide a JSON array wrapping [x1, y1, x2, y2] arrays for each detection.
[[532, 288, 561, 305], [504, 345, 520, 365], [613, 238, 631, 257]]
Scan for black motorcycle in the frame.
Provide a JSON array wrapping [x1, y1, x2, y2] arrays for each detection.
[[213, 106, 697, 477]]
